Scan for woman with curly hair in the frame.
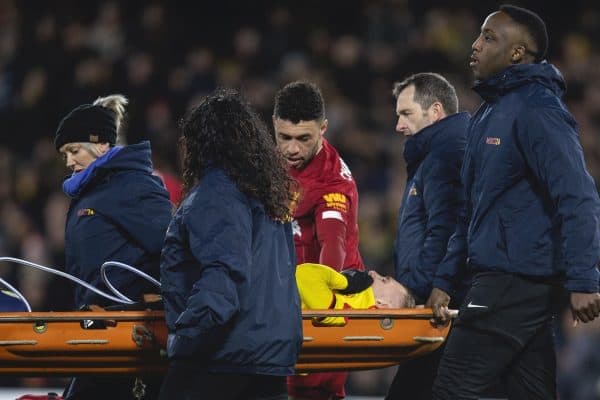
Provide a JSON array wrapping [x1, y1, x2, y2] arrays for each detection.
[[159, 89, 302, 400]]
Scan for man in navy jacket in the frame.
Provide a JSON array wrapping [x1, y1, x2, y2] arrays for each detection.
[[386, 72, 469, 400], [428, 5, 600, 399]]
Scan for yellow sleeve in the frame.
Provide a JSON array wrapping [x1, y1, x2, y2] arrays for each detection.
[[296, 263, 350, 326], [334, 288, 376, 311], [296, 263, 348, 309]]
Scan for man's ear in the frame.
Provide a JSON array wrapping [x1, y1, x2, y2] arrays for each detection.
[[511, 44, 526, 64], [430, 102, 445, 122], [320, 119, 328, 136]]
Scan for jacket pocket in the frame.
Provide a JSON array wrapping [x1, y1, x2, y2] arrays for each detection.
[[503, 212, 553, 269]]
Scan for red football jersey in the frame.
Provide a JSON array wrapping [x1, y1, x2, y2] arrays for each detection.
[[289, 139, 364, 271]]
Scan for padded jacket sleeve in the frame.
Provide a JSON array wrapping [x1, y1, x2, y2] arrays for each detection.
[[112, 178, 172, 253], [516, 107, 600, 293], [171, 186, 252, 354], [402, 155, 463, 302], [432, 202, 469, 296]]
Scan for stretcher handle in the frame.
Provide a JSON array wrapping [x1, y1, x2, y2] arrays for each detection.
[[302, 308, 459, 319]]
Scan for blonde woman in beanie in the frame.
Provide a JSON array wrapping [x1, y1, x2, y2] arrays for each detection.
[[55, 94, 172, 400]]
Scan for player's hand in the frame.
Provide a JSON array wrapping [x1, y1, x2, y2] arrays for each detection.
[[338, 269, 374, 294], [425, 288, 451, 327], [570, 292, 600, 324]]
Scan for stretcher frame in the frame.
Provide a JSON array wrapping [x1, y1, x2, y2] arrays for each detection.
[[0, 308, 450, 375]]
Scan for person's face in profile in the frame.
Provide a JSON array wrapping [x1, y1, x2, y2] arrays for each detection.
[[369, 270, 414, 308], [395, 85, 437, 137], [59, 142, 108, 173], [273, 118, 327, 170], [470, 11, 523, 80]]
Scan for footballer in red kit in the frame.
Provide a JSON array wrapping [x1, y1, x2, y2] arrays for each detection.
[[289, 138, 364, 271], [274, 81, 364, 400]]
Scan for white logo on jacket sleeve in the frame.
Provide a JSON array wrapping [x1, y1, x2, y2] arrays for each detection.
[[322, 210, 344, 222]]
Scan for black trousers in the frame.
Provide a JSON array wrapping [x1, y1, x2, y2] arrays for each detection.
[[432, 271, 560, 400], [385, 344, 444, 400], [158, 362, 287, 400], [64, 376, 161, 400], [386, 293, 474, 400]]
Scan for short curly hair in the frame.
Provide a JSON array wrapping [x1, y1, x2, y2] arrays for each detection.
[[273, 81, 325, 123], [180, 88, 295, 220]]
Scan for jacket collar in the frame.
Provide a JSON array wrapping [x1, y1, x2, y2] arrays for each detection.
[[473, 62, 566, 102], [63, 141, 155, 199], [403, 112, 469, 178]]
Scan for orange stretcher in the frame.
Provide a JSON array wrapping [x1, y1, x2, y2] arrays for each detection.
[[0, 308, 450, 376]]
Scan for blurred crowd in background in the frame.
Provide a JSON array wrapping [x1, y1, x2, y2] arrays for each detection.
[[0, 0, 599, 398]]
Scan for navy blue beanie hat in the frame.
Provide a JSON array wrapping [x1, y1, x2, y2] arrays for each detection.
[[54, 104, 117, 151]]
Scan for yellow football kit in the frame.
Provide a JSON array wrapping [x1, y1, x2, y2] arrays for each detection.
[[295, 263, 375, 325]]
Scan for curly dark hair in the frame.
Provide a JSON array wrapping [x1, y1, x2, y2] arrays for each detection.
[[180, 88, 295, 221], [273, 81, 325, 123]]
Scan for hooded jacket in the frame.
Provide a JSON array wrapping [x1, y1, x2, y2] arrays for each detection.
[[160, 168, 302, 375], [394, 112, 469, 303], [434, 63, 600, 294], [64, 141, 172, 307]]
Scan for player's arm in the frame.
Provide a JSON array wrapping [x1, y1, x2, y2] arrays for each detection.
[[517, 107, 600, 322], [315, 192, 351, 270]]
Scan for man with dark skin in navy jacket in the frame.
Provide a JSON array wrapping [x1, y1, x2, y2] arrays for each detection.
[[385, 72, 469, 400], [427, 5, 600, 399]]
